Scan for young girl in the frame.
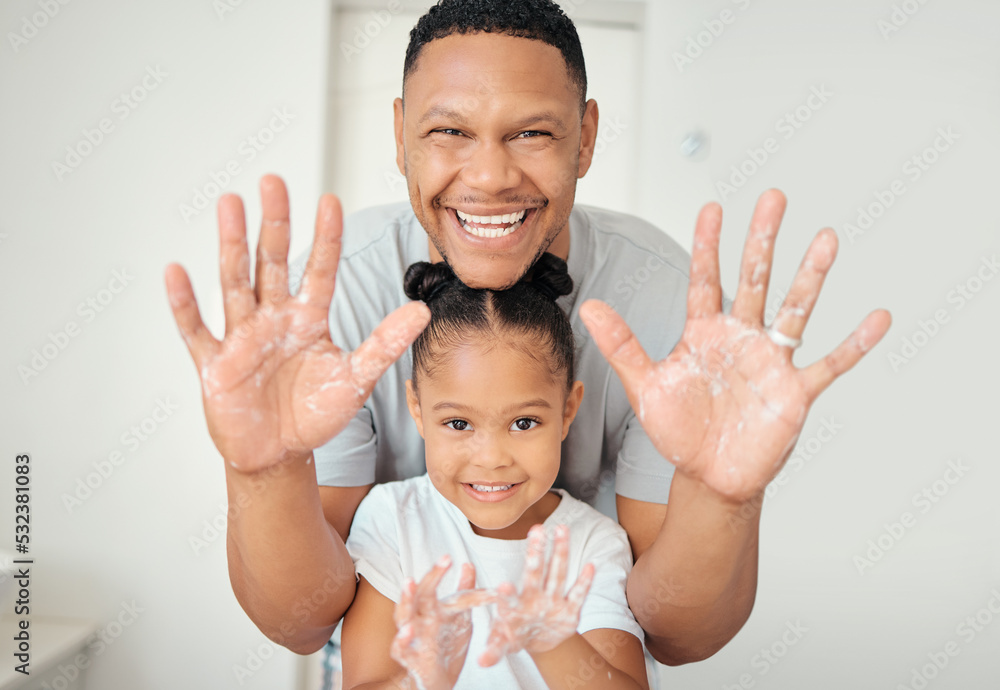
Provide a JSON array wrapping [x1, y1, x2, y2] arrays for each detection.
[[341, 255, 649, 689]]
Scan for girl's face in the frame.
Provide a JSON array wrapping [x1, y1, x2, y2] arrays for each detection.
[[406, 336, 583, 540]]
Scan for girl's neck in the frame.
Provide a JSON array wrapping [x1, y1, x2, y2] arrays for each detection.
[[469, 490, 562, 540]]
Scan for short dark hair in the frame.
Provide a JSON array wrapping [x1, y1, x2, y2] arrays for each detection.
[[404, 253, 576, 392], [403, 0, 587, 113]]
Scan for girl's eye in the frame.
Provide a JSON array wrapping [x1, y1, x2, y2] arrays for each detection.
[[511, 418, 539, 431], [446, 419, 470, 431]]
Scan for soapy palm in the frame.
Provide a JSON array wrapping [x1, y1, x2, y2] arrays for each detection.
[[479, 525, 593, 666], [581, 190, 891, 503], [391, 558, 488, 689], [165, 176, 429, 472]]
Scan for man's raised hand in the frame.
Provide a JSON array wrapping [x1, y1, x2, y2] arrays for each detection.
[[580, 189, 891, 503], [164, 175, 430, 473]]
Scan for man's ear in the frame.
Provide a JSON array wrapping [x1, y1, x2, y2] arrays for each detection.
[[405, 379, 425, 438], [576, 99, 599, 179], [393, 97, 406, 176], [561, 381, 584, 440]]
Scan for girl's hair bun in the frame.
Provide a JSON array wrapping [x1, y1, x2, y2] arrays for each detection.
[[529, 253, 573, 302], [403, 261, 457, 303]]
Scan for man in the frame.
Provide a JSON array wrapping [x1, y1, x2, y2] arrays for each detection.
[[164, 0, 890, 670]]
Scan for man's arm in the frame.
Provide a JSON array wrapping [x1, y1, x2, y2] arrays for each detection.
[[225, 462, 371, 654], [582, 189, 891, 665], [165, 175, 429, 653], [617, 480, 759, 665]]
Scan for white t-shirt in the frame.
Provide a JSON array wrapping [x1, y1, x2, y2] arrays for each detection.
[[303, 202, 691, 516], [345, 474, 643, 688]]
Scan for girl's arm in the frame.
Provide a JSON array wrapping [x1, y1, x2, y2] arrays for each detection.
[[343, 559, 483, 690], [478, 525, 649, 688], [341, 576, 406, 689], [530, 629, 648, 689]]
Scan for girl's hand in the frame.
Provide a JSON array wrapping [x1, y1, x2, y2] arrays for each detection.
[[478, 524, 594, 667], [391, 556, 488, 690]]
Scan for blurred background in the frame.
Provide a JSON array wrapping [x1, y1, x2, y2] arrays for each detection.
[[0, 0, 997, 688]]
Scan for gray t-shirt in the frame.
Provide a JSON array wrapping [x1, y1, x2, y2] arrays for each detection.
[[312, 202, 690, 516]]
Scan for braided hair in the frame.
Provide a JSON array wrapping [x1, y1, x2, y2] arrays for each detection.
[[403, 253, 575, 391]]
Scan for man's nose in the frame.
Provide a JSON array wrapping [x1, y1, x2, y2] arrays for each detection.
[[460, 141, 522, 196]]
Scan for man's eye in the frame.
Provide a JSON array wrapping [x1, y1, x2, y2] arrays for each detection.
[[511, 418, 539, 431], [432, 128, 464, 136], [446, 419, 470, 431], [514, 130, 549, 139]]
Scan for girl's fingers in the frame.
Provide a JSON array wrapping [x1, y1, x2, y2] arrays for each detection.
[[566, 562, 595, 611], [545, 525, 570, 598], [393, 578, 416, 630], [521, 525, 547, 593]]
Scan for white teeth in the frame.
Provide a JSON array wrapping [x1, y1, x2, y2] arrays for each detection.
[[461, 219, 523, 238], [471, 484, 513, 493], [456, 209, 527, 225]]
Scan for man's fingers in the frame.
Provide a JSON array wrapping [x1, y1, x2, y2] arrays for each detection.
[[296, 193, 343, 310], [731, 189, 786, 324], [769, 228, 838, 341], [802, 309, 892, 398], [217, 194, 256, 333], [579, 300, 654, 389], [164, 264, 219, 369], [254, 175, 292, 306], [351, 301, 431, 390], [687, 202, 724, 319]]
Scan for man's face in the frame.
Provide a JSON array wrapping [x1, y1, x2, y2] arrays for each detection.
[[395, 32, 598, 289]]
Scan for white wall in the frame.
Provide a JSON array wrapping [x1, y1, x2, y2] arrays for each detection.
[[0, 1, 330, 688], [1, 1, 998, 689]]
